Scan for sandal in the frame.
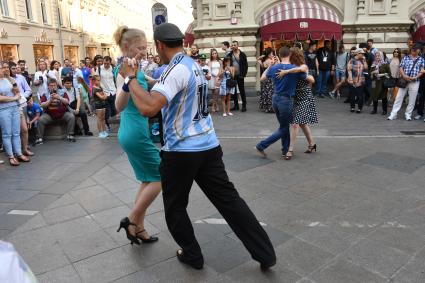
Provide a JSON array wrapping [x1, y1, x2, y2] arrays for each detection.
[[284, 151, 293, 160], [23, 150, 34, 156], [135, 229, 158, 243], [17, 155, 30, 162], [9, 157, 20, 166]]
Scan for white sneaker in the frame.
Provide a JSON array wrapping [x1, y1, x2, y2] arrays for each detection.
[[222, 113, 227, 117], [405, 116, 412, 121], [227, 112, 233, 116], [414, 115, 423, 120], [104, 131, 109, 137], [98, 132, 107, 138], [0, 160, 4, 164], [387, 116, 396, 120]]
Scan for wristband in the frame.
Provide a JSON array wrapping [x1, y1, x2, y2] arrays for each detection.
[[122, 83, 130, 93]]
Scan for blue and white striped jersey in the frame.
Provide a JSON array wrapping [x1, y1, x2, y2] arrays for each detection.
[[152, 52, 219, 152]]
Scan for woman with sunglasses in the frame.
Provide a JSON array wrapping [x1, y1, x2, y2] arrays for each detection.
[[388, 48, 402, 103]]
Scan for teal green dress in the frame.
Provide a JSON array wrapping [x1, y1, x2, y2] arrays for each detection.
[[117, 71, 161, 182]]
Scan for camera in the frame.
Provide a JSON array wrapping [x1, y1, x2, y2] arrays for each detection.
[[39, 76, 43, 82]]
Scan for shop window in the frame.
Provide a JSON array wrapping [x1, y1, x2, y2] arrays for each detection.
[[0, 0, 9, 17], [33, 45, 53, 67], [101, 47, 110, 57], [64, 46, 79, 66], [25, 0, 33, 20], [0, 44, 18, 62], [86, 47, 97, 60]]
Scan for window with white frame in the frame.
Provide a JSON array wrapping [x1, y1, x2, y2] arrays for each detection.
[[25, 0, 33, 20], [0, 0, 10, 17], [41, 0, 48, 24]]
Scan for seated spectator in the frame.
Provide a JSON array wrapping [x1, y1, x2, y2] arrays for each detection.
[[61, 76, 92, 136], [26, 96, 43, 145], [39, 78, 76, 142]]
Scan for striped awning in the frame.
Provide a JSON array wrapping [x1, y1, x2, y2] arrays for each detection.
[[260, 0, 342, 41], [413, 8, 425, 41]]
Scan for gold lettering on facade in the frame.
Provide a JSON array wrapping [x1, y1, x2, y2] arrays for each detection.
[[35, 29, 53, 43]]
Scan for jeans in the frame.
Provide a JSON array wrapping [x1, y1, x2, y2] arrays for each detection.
[[0, 106, 22, 157], [350, 85, 365, 110], [389, 81, 420, 119], [233, 76, 247, 108], [160, 146, 276, 265], [256, 95, 293, 154], [316, 70, 330, 96]]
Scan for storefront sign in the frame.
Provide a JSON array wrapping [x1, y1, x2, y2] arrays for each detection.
[[300, 22, 309, 29], [152, 3, 167, 30], [35, 30, 53, 43]]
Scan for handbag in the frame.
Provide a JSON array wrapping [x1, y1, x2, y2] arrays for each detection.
[[383, 78, 397, 88], [226, 78, 237, 88], [397, 58, 419, 88]]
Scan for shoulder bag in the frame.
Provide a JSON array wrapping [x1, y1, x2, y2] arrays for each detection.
[[397, 58, 419, 88]]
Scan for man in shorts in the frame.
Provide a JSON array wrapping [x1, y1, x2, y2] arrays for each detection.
[[119, 23, 276, 271]]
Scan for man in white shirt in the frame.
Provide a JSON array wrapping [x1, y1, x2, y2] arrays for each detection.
[[99, 56, 117, 128]]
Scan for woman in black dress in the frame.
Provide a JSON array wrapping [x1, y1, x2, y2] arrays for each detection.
[[277, 47, 318, 160], [258, 48, 275, 113]]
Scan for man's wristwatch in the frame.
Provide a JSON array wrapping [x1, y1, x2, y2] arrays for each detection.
[[122, 75, 136, 92]]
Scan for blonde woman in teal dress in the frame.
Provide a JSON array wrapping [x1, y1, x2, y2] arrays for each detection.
[[114, 26, 161, 245]]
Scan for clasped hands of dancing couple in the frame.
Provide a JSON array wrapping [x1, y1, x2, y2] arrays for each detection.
[[112, 23, 276, 271]]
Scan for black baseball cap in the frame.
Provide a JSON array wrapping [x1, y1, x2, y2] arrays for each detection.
[[412, 43, 423, 50], [154, 23, 184, 42]]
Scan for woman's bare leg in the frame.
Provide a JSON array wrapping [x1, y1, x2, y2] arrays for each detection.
[[221, 96, 226, 115], [289, 124, 300, 151], [128, 181, 161, 238], [20, 115, 30, 154], [299, 124, 315, 146]]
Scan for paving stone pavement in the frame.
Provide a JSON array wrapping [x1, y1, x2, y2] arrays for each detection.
[[1, 97, 425, 282]]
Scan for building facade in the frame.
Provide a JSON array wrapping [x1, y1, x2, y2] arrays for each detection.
[[0, 0, 193, 73], [191, 0, 425, 89]]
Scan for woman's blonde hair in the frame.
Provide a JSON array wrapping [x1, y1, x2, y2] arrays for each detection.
[[289, 47, 305, 66], [113, 25, 146, 51]]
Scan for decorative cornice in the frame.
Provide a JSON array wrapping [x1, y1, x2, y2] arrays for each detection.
[[342, 23, 413, 33]]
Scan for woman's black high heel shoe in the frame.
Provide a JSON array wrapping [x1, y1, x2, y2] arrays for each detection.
[[117, 217, 140, 245], [136, 229, 159, 243], [305, 144, 317, 154]]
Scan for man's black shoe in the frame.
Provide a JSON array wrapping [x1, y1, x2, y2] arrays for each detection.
[[176, 249, 204, 270], [260, 259, 276, 271], [85, 131, 94, 136], [241, 106, 247, 112], [343, 99, 350, 103]]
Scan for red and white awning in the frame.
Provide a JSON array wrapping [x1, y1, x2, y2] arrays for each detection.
[[413, 8, 425, 41], [260, 0, 342, 41], [184, 22, 195, 47]]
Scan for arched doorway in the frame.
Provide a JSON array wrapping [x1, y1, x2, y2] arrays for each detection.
[[259, 0, 342, 51]]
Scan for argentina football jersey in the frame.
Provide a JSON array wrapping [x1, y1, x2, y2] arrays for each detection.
[[152, 52, 219, 152]]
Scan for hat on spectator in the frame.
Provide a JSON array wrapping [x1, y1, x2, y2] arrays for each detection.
[[412, 43, 423, 51], [199, 54, 207, 60], [154, 23, 184, 42], [354, 48, 365, 54]]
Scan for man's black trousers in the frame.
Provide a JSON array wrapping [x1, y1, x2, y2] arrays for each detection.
[[159, 146, 276, 265]]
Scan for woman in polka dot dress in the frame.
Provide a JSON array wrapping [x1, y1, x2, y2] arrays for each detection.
[[277, 47, 318, 160]]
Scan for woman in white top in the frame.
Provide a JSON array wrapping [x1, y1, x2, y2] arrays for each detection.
[[33, 60, 50, 100], [49, 60, 62, 87], [208, 49, 222, 112], [388, 48, 401, 102]]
